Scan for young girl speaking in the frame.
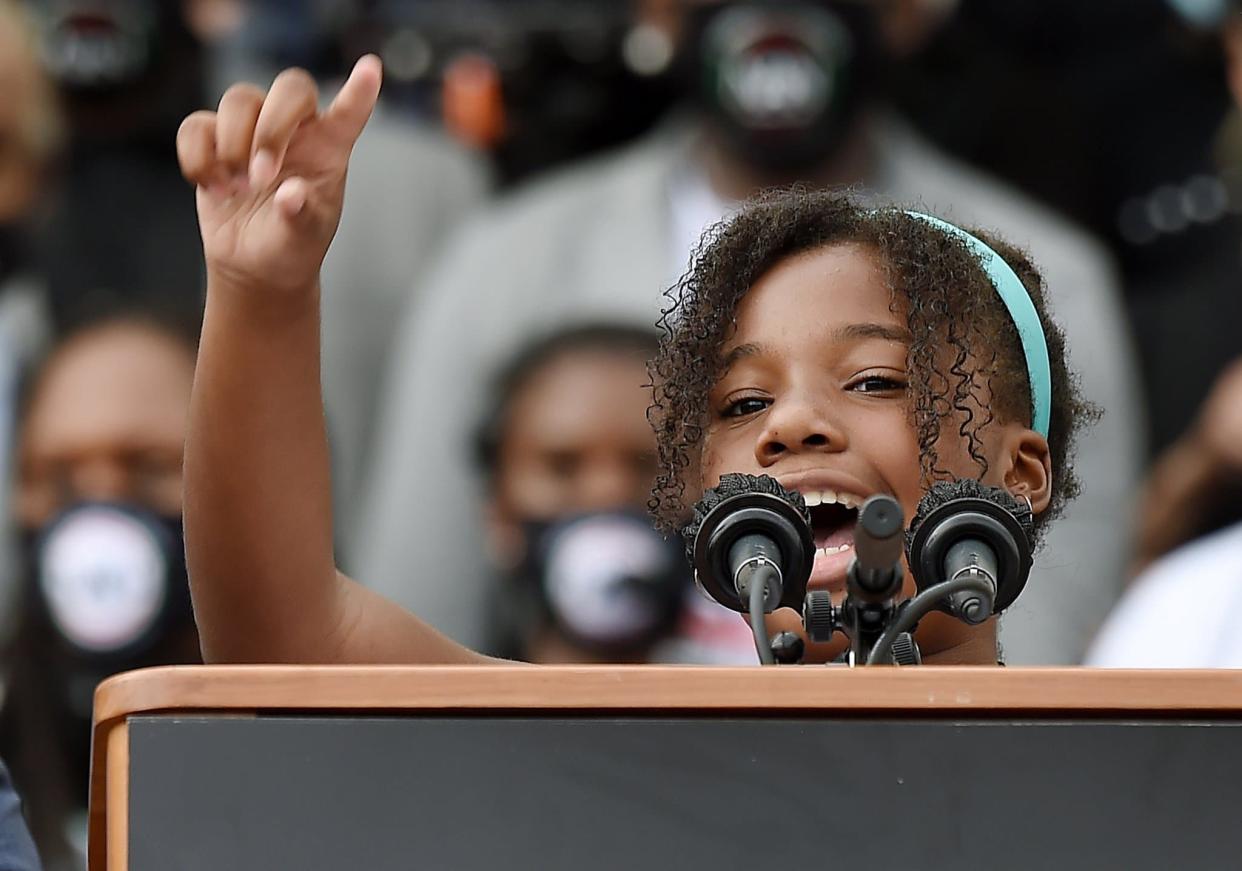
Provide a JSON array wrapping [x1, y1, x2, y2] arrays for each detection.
[[176, 58, 1087, 666]]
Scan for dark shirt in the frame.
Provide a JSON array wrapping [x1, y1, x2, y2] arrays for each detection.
[[0, 760, 40, 871]]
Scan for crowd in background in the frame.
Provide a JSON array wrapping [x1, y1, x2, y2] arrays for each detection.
[[3, 0, 1242, 867]]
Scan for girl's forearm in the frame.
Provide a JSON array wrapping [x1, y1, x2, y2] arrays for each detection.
[[185, 278, 340, 662], [186, 277, 493, 666]]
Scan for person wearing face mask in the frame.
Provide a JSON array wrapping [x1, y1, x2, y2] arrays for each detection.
[[356, 0, 1141, 665], [0, 313, 198, 871], [24, 0, 488, 537], [474, 325, 755, 664]]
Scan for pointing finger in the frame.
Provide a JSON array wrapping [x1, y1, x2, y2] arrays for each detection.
[[325, 55, 383, 147], [215, 82, 266, 177], [177, 110, 220, 187], [250, 67, 320, 187]]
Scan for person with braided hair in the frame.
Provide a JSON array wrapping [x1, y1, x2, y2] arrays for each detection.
[[174, 56, 1087, 666]]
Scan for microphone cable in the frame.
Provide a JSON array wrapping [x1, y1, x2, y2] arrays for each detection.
[[747, 564, 778, 665], [865, 575, 994, 665]]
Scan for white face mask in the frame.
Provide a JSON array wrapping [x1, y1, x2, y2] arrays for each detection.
[[507, 510, 691, 656], [32, 502, 189, 657]]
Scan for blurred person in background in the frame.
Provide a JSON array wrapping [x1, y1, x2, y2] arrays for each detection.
[[357, 0, 1142, 665], [1128, 359, 1242, 577], [1086, 5, 1242, 667], [343, 0, 678, 186], [0, 0, 60, 640], [475, 325, 754, 664], [900, 0, 1242, 456], [0, 313, 199, 870]]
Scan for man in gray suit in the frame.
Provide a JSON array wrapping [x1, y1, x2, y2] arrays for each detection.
[[320, 109, 488, 534], [356, 0, 1142, 664]]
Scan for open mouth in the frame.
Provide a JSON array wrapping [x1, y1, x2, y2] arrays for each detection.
[[800, 490, 861, 593]]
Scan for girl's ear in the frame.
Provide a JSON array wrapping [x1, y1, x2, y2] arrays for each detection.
[[1000, 429, 1052, 515]]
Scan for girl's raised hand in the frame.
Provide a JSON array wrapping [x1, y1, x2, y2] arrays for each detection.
[[176, 56, 383, 298]]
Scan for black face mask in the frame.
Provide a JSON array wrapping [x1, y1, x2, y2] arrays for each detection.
[[22, 502, 195, 724], [495, 510, 692, 659], [681, 1, 882, 177]]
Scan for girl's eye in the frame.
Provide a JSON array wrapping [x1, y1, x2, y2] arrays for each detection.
[[722, 396, 770, 417], [850, 375, 906, 394]]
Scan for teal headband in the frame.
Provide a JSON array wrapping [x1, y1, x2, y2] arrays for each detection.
[[904, 211, 1052, 439]]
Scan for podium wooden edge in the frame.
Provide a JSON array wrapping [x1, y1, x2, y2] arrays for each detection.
[[88, 665, 1242, 870]]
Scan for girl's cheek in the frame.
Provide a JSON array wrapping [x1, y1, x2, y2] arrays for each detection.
[[699, 441, 723, 489], [700, 428, 759, 485]]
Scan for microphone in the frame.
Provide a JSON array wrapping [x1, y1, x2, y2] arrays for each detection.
[[682, 473, 814, 615], [905, 480, 1035, 624], [804, 494, 906, 649], [848, 495, 905, 602]]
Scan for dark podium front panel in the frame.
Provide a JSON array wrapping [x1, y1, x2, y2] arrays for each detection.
[[128, 715, 1242, 871]]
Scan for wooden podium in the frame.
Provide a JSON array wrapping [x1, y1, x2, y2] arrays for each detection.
[[90, 666, 1242, 870]]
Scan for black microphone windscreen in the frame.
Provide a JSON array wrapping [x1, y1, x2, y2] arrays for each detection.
[[905, 479, 1035, 614], [907, 480, 1033, 539], [682, 473, 814, 613], [681, 472, 810, 564]]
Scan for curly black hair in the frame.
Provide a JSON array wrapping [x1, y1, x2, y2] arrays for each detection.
[[648, 189, 1094, 548]]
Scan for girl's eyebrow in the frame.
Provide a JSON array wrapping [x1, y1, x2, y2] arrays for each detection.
[[721, 342, 763, 372], [832, 322, 913, 344]]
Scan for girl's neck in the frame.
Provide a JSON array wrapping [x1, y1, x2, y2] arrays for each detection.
[[919, 624, 1001, 665]]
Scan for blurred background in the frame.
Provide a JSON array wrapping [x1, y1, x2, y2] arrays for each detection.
[[4, 0, 1242, 867]]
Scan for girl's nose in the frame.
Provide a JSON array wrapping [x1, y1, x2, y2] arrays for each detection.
[[754, 397, 847, 466]]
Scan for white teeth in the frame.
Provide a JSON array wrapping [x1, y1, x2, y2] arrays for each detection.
[[797, 489, 864, 509], [815, 544, 854, 558]]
